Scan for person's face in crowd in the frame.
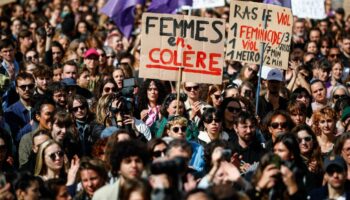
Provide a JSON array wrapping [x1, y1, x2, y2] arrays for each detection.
[[309, 30, 321, 43], [342, 38, 350, 54], [224, 101, 241, 122], [0, 138, 7, 162], [77, 42, 87, 58], [167, 123, 186, 140], [210, 90, 222, 108], [243, 64, 258, 80], [225, 88, 239, 98], [297, 130, 314, 155], [77, 71, 90, 88], [240, 85, 253, 99], [0, 45, 15, 62], [293, 21, 305, 36], [110, 35, 124, 53], [332, 88, 347, 103], [341, 139, 350, 166], [328, 48, 341, 63], [53, 91, 67, 107], [25, 50, 39, 64], [147, 81, 159, 104], [119, 156, 144, 180], [96, 49, 106, 66], [11, 19, 22, 36], [72, 99, 87, 120], [21, 36, 34, 50], [53, 68, 63, 82], [306, 42, 318, 54], [17, 180, 40, 200], [331, 63, 343, 81], [318, 69, 329, 82], [84, 55, 99, 72], [268, 114, 288, 140], [311, 82, 326, 103], [290, 109, 306, 125], [152, 143, 167, 160], [292, 48, 304, 60], [325, 166, 347, 191], [16, 78, 35, 101], [318, 116, 335, 136], [102, 82, 116, 96], [36, 104, 55, 130], [166, 100, 184, 116], [320, 41, 330, 56], [106, 54, 115, 66], [62, 64, 77, 80], [204, 114, 222, 136], [58, 38, 69, 51], [184, 82, 200, 100], [32, 134, 50, 153], [52, 46, 63, 64], [267, 80, 281, 95], [36, 76, 52, 92], [55, 185, 72, 200], [318, 21, 328, 34], [80, 169, 105, 197], [77, 22, 88, 34], [112, 69, 124, 89], [274, 142, 293, 161], [44, 143, 64, 172], [234, 119, 256, 144], [51, 121, 68, 143], [296, 92, 310, 107]]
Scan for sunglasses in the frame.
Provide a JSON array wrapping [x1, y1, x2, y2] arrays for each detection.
[[47, 151, 64, 161], [298, 136, 312, 143], [297, 94, 308, 99], [248, 67, 258, 74], [334, 94, 347, 100], [18, 84, 35, 91], [153, 149, 167, 158], [204, 118, 221, 124], [171, 126, 186, 133], [71, 105, 85, 112], [26, 55, 38, 61], [226, 106, 240, 113], [104, 87, 116, 93], [213, 94, 222, 100], [329, 54, 340, 58], [270, 122, 288, 129], [185, 85, 199, 92], [107, 55, 115, 59]]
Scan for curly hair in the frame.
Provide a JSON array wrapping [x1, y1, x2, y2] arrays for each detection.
[[137, 79, 166, 111], [312, 106, 337, 136]]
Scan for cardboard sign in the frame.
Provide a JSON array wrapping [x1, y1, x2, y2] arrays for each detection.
[[192, 0, 226, 9], [291, 0, 327, 19], [0, 0, 16, 6], [344, 0, 350, 18], [226, 1, 293, 70], [140, 13, 225, 84]]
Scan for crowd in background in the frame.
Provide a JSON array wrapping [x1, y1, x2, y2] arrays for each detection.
[[0, 0, 350, 199]]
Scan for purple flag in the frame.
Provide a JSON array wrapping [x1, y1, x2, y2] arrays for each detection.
[[147, 0, 193, 14], [263, 0, 291, 8], [101, 0, 144, 38]]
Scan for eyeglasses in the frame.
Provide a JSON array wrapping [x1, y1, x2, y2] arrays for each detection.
[[106, 55, 115, 59], [213, 94, 222, 100], [47, 151, 64, 161], [71, 105, 85, 112], [226, 106, 240, 113], [185, 85, 199, 92], [333, 94, 347, 100], [270, 122, 288, 129], [171, 126, 186, 133], [248, 67, 258, 74], [153, 149, 167, 158], [204, 118, 221, 124], [329, 53, 340, 58], [297, 136, 312, 143], [26, 55, 38, 61], [104, 87, 116, 93], [18, 84, 35, 91], [296, 94, 308, 99]]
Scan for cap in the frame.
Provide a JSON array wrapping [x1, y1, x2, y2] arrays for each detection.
[[342, 106, 350, 122], [267, 69, 284, 82], [84, 48, 99, 58], [324, 156, 347, 172], [61, 78, 77, 86]]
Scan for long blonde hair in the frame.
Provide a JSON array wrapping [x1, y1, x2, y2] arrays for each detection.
[[34, 139, 63, 176]]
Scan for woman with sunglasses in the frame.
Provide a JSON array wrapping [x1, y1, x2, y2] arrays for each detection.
[[329, 85, 349, 107], [198, 108, 229, 145], [262, 110, 294, 151], [94, 78, 117, 100], [147, 138, 168, 161], [137, 79, 166, 127], [206, 85, 223, 109], [312, 106, 337, 157], [291, 125, 324, 190], [219, 97, 241, 142]]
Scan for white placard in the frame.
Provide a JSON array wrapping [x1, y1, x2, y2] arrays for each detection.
[[291, 0, 326, 19], [192, 0, 225, 9]]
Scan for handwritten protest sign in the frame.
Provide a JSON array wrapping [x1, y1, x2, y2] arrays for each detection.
[[192, 0, 225, 9], [140, 13, 225, 84], [226, 1, 293, 70], [291, 0, 326, 19]]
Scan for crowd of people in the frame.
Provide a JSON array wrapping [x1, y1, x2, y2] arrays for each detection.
[[0, 0, 350, 199]]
